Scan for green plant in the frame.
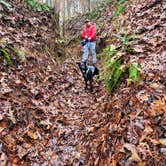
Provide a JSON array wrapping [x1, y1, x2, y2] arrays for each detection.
[[119, 34, 131, 46], [25, 0, 50, 12], [129, 63, 140, 83], [114, 0, 129, 17], [0, 0, 11, 9], [0, 48, 13, 65], [101, 44, 141, 93], [41, 4, 49, 12], [100, 44, 125, 93], [117, 33, 139, 52], [103, 51, 126, 93], [9, 47, 26, 62], [104, 45, 117, 57], [106, 61, 126, 93], [114, 4, 126, 17]]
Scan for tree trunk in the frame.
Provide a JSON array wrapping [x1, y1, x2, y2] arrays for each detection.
[[88, 0, 91, 12], [59, 0, 65, 37]]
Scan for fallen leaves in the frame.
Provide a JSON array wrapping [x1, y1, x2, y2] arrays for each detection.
[[27, 124, 41, 140], [40, 118, 52, 129], [145, 95, 166, 117], [122, 143, 141, 162], [16, 145, 29, 159], [0, 0, 166, 165], [4, 135, 16, 151]]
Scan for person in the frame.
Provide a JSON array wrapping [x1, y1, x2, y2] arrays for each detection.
[[81, 19, 97, 65]]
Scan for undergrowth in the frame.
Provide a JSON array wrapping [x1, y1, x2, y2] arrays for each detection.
[[0, 39, 27, 65], [0, 48, 13, 65], [101, 42, 140, 93], [98, 0, 141, 93], [114, 0, 129, 17], [101, 30, 140, 93], [25, 0, 50, 12]]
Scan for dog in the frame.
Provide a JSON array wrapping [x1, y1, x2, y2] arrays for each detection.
[[77, 62, 99, 92]]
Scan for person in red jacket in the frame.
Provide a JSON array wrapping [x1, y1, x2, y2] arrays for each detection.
[[81, 19, 97, 65]]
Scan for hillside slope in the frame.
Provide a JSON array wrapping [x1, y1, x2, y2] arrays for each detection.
[[67, 0, 166, 165]]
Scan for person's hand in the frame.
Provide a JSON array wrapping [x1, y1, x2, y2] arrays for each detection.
[[88, 37, 91, 41]]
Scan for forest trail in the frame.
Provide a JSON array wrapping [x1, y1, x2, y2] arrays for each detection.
[[0, 0, 166, 165], [0, 47, 108, 165], [42, 56, 108, 164], [0, 1, 109, 165]]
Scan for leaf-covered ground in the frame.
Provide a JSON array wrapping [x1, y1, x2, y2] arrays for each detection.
[[0, 0, 166, 165]]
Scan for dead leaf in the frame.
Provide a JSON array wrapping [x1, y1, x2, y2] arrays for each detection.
[[122, 143, 142, 162], [40, 119, 52, 129], [8, 110, 16, 124], [17, 145, 29, 159], [138, 162, 146, 166], [27, 125, 41, 140], [4, 135, 16, 151], [0, 127, 4, 133], [159, 139, 166, 146], [0, 152, 8, 166]]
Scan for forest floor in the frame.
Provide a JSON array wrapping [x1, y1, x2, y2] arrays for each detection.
[[0, 0, 166, 166]]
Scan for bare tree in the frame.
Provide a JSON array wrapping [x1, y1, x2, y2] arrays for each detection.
[[59, 0, 66, 37]]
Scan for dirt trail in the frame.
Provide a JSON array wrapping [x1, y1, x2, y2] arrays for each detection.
[[0, 1, 108, 164], [0, 0, 166, 165], [0, 49, 108, 165], [42, 55, 107, 164]]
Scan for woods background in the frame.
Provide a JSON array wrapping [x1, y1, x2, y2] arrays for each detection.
[[36, 0, 99, 36]]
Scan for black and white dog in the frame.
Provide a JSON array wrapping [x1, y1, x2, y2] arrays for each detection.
[[77, 62, 99, 92]]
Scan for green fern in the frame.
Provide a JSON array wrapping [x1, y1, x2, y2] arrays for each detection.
[[106, 59, 126, 93], [0, 48, 13, 65], [105, 52, 123, 71], [114, 0, 129, 18], [25, 0, 36, 9], [114, 4, 126, 17], [119, 34, 131, 46], [129, 63, 140, 83], [101, 46, 125, 93], [25, 0, 50, 12], [101, 43, 141, 93], [104, 45, 117, 57], [41, 4, 50, 12]]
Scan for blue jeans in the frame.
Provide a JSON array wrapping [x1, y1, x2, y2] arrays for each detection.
[[82, 41, 97, 64]]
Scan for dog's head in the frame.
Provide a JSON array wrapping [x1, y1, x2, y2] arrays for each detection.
[[77, 62, 87, 74]]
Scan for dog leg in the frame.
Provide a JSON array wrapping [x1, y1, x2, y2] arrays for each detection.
[[89, 79, 93, 92], [84, 77, 88, 89]]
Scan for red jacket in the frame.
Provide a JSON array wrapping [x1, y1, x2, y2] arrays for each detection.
[[82, 23, 96, 41]]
